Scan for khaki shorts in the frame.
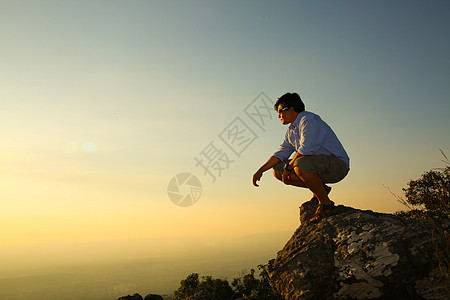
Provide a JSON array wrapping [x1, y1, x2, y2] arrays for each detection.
[[273, 155, 349, 184]]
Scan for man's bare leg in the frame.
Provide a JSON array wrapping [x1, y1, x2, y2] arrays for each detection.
[[274, 169, 331, 204], [273, 169, 308, 187], [294, 168, 332, 206], [274, 167, 334, 221]]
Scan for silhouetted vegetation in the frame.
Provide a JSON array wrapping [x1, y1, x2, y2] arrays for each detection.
[[394, 150, 449, 217], [402, 166, 449, 216], [392, 151, 449, 292], [173, 264, 283, 300]]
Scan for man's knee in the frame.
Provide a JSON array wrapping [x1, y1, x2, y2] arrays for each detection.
[[273, 169, 282, 181]]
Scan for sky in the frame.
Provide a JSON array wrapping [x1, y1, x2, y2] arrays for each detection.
[[1, 0, 449, 295]]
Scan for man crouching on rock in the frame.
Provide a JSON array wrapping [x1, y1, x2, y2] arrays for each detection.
[[252, 92, 350, 222]]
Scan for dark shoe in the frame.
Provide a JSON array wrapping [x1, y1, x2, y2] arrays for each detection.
[[310, 201, 335, 222], [307, 185, 332, 204]]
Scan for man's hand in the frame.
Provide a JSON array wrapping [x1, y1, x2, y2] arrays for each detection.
[[251, 156, 281, 188], [252, 170, 263, 187]]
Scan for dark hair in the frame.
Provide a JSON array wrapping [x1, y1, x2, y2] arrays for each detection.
[[274, 92, 305, 113]]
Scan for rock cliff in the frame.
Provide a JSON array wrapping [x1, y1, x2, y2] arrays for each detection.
[[267, 202, 449, 300]]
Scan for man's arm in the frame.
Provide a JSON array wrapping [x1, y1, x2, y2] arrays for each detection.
[[285, 151, 304, 170], [297, 113, 327, 156], [252, 156, 281, 187], [281, 151, 304, 183]]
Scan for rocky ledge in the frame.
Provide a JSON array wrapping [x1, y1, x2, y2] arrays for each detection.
[[267, 202, 449, 300]]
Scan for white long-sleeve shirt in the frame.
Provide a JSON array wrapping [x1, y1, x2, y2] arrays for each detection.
[[273, 111, 350, 168]]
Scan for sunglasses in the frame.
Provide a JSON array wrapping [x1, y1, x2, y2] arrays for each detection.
[[277, 106, 290, 114]]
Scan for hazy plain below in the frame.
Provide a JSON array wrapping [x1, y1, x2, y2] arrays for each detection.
[[0, 231, 292, 300]]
